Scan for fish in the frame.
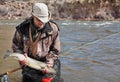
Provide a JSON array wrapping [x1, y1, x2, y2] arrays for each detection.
[[4, 50, 56, 74]]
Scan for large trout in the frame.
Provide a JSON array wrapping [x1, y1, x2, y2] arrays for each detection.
[[4, 50, 56, 74]]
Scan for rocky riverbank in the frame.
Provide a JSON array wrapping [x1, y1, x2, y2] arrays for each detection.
[[0, 0, 120, 21], [0, 1, 32, 19]]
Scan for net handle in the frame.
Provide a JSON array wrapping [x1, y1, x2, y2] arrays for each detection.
[[0, 67, 21, 77]]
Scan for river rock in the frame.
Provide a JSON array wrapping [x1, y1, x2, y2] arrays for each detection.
[[0, 5, 8, 16]]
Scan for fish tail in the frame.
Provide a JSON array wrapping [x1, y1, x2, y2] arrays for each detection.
[[4, 50, 12, 59]]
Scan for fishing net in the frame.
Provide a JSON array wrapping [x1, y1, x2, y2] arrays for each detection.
[[22, 59, 63, 82]]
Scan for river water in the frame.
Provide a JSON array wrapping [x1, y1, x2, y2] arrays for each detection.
[[0, 20, 120, 82]]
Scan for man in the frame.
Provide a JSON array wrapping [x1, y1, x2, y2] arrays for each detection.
[[12, 3, 61, 82]]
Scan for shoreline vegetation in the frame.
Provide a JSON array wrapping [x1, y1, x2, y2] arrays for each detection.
[[0, 0, 120, 21]]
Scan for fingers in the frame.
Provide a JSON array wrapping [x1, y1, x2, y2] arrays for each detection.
[[42, 69, 49, 74], [19, 58, 28, 66], [46, 63, 53, 67], [41, 62, 54, 74], [24, 53, 28, 58], [46, 58, 54, 67], [19, 53, 28, 66], [41, 66, 49, 74]]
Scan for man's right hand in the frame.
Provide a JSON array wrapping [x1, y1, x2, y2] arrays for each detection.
[[19, 53, 28, 67]]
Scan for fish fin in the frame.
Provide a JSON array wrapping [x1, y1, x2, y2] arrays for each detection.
[[4, 50, 12, 59]]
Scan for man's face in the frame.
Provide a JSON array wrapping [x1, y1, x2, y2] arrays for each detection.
[[33, 16, 44, 28]]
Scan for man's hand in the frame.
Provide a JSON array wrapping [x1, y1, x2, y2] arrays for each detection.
[[46, 58, 54, 67], [19, 53, 28, 67], [42, 68, 49, 74], [42, 59, 54, 74]]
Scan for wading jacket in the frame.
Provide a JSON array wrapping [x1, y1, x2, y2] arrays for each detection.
[[12, 18, 60, 63]]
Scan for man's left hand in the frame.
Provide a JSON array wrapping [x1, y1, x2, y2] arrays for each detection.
[[42, 59, 54, 74], [46, 58, 54, 67]]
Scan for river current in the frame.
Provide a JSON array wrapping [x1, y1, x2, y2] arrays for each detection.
[[0, 20, 120, 82]]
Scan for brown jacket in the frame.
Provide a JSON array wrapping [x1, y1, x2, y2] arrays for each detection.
[[12, 18, 60, 63]]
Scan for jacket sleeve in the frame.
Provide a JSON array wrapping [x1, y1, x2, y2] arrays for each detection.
[[46, 23, 60, 62], [12, 30, 24, 54]]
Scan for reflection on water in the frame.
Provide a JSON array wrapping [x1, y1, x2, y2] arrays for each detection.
[[0, 20, 120, 82]]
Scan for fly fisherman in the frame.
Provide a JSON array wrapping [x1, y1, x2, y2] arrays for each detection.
[[12, 3, 61, 82]]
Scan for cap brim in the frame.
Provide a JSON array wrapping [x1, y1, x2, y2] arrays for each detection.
[[32, 12, 51, 23]]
